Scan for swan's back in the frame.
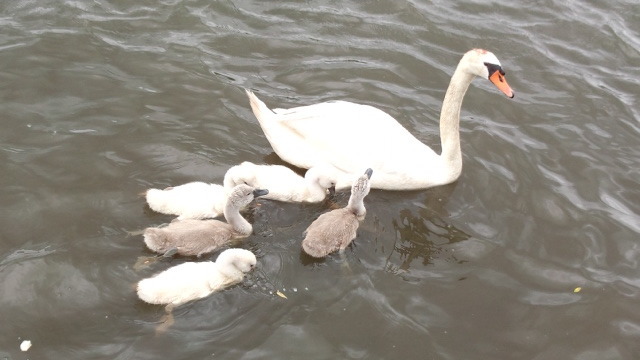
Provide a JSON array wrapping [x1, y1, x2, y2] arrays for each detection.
[[303, 101, 428, 154], [302, 208, 359, 258], [143, 219, 235, 257], [253, 92, 435, 158]]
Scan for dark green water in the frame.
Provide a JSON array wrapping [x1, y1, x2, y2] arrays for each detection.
[[1, 1, 639, 359]]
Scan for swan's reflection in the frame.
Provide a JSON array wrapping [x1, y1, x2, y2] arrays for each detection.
[[388, 210, 470, 271], [386, 183, 470, 271]]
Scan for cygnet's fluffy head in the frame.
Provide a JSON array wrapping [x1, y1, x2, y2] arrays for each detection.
[[227, 184, 268, 209], [305, 165, 338, 192], [216, 248, 257, 274], [461, 49, 514, 98], [223, 161, 257, 188]]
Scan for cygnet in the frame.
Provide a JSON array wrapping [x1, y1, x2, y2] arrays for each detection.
[[302, 168, 373, 258], [144, 181, 227, 220], [137, 248, 257, 307], [143, 184, 268, 257], [223, 161, 336, 202]]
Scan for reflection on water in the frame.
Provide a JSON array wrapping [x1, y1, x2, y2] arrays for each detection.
[[2, 0, 640, 358], [389, 210, 470, 270]]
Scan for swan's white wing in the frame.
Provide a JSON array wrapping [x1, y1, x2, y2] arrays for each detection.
[[247, 91, 447, 189], [273, 101, 439, 185]]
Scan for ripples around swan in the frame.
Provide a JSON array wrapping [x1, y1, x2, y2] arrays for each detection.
[[1, 0, 639, 358]]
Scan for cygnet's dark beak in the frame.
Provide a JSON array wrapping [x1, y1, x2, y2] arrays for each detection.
[[328, 185, 336, 196], [253, 189, 269, 197], [364, 168, 373, 179]]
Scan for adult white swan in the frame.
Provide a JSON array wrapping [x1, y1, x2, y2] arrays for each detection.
[[245, 49, 514, 190]]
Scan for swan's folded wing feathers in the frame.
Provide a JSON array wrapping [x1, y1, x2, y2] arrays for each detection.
[[269, 101, 436, 175]]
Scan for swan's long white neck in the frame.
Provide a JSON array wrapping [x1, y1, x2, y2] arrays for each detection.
[[438, 66, 475, 170], [224, 203, 252, 236]]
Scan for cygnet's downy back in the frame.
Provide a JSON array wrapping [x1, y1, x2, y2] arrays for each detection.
[[142, 185, 268, 257], [144, 181, 227, 220], [302, 168, 373, 258], [223, 161, 337, 202], [136, 248, 257, 307]]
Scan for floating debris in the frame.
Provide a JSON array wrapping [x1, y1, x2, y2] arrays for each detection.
[[574, 287, 582, 293], [20, 340, 32, 352], [276, 291, 288, 299]]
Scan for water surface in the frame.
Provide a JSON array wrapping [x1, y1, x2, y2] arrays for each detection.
[[1, 0, 639, 359]]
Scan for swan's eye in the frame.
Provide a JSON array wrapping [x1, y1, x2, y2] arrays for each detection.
[[483, 62, 504, 79]]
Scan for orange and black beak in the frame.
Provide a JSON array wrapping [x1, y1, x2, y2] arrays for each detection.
[[486, 63, 514, 98]]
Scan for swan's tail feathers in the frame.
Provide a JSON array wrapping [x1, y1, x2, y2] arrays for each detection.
[[143, 228, 168, 254], [245, 89, 276, 124]]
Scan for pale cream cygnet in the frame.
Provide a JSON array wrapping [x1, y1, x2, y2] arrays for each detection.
[[224, 161, 337, 202], [137, 248, 257, 307], [144, 181, 227, 220]]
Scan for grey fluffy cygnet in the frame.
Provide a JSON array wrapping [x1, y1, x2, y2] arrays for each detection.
[[143, 184, 268, 257], [137, 248, 257, 307], [302, 168, 373, 258]]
